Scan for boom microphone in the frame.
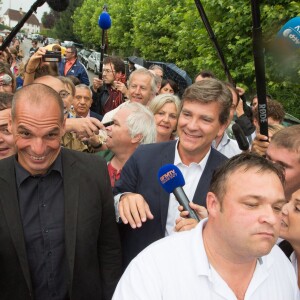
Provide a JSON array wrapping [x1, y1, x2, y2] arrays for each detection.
[[46, 0, 70, 12], [232, 123, 249, 151], [158, 164, 200, 221]]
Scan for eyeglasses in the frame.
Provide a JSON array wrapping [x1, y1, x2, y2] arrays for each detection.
[[59, 90, 71, 99], [65, 51, 74, 54], [102, 69, 115, 74]]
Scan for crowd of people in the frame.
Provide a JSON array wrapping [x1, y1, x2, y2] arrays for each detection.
[[0, 34, 300, 300]]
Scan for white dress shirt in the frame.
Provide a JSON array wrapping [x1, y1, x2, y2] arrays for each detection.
[[213, 132, 242, 158], [113, 219, 299, 300], [165, 141, 210, 235]]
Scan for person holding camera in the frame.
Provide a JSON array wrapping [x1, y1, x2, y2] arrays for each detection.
[[58, 45, 90, 86], [91, 56, 127, 116], [23, 46, 60, 86]]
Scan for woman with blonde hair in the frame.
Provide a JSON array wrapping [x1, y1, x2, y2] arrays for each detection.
[[149, 94, 181, 142]]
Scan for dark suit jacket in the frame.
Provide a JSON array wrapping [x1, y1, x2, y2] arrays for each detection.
[[113, 140, 228, 268], [90, 110, 103, 121], [0, 148, 121, 300]]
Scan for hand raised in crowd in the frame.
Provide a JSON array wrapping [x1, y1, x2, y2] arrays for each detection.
[[119, 193, 154, 229], [65, 117, 104, 138], [25, 47, 47, 73], [236, 86, 245, 96], [251, 133, 269, 156], [92, 77, 103, 92], [235, 97, 245, 117], [175, 202, 208, 232], [114, 81, 128, 96]]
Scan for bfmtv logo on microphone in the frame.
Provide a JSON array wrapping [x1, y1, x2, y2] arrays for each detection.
[[282, 29, 300, 46], [159, 169, 177, 184], [278, 17, 300, 48]]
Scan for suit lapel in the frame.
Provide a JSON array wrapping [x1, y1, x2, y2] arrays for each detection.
[[159, 141, 176, 232], [192, 149, 216, 207], [61, 149, 79, 289], [0, 158, 32, 293]]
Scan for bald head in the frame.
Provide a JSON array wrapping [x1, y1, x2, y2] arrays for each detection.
[[12, 83, 64, 123], [34, 75, 65, 94]]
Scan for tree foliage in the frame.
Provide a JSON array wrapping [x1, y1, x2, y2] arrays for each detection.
[[41, 11, 57, 29], [71, 0, 300, 117], [52, 0, 84, 42]]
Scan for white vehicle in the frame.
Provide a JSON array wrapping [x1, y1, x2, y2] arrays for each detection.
[[87, 51, 101, 74], [61, 40, 74, 47]]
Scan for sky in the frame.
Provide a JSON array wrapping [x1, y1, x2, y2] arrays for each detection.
[[1, 0, 51, 22]]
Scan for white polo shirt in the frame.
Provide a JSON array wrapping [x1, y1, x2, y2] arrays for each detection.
[[113, 219, 299, 300]]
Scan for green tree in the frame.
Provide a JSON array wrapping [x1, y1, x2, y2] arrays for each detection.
[[105, 0, 135, 56], [53, 0, 84, 42], [72, 0, 300, 117], [73, 0, 134, 55], [41, 11, 57, 29]]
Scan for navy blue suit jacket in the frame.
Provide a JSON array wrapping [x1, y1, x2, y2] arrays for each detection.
[[113, 140, 228, 268], [90, 110, 103, 121]]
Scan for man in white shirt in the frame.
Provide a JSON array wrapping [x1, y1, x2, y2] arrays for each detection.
[[213, 83, 242, 158], [113, 153, 299, 300]]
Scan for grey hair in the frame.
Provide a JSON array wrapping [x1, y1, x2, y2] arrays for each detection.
[[75, 84, 92, 97], [149, 64, 164, 75], [123, 102, 157, 144], [128, 68, 157, 97]]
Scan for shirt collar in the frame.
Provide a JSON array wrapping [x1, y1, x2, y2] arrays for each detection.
[[14, 150, 63, 187], [174, 139, 211, 169], [193, 219, 267, 279], [212, 132, 230, 149], [66, 57, 76, 65]]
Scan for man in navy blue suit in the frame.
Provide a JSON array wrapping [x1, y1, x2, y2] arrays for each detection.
[[74, 84, 103, 121], [114, 78, 233, 268]]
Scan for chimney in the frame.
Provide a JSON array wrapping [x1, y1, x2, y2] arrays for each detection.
[[19, 8, 23, 15]]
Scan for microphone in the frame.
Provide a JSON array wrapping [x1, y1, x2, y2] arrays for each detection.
[[157, 164, 200, 221], [98, 11, 112, 30], [46, 0, 70, 12], [232, 123, 249, 151], [277, 17, 300, 49]]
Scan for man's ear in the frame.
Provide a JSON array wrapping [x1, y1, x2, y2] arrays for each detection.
[[8, 113, 13, 134], [131, 134, 143, 145], [216, 122, 227, 139], [61, 118, 66, 136], [206, 192, 221, 217]]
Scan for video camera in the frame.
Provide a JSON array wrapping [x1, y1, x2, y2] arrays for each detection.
[[42, 50, 61, 62]]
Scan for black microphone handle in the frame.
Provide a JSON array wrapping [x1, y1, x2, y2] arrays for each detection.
[[0, 0, 46, 51], [232, 123, 249, 151], [173, 187, 200, 221]]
